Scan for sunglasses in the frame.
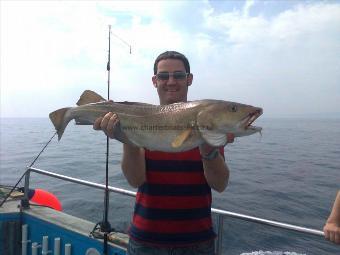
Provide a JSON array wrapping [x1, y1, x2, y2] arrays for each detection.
[[156, 71, 188, 81]]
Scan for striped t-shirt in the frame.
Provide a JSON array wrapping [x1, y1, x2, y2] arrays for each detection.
[[129, 147, 220, 246]]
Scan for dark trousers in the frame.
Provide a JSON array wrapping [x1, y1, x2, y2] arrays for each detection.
[[127, 238, 215, 255]]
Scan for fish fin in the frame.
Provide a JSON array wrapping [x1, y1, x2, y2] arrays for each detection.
[[199, 129, 227, 146], [49, 107, 72, 140], [171, 129, 192, 148], [76, 90, 106, 106]]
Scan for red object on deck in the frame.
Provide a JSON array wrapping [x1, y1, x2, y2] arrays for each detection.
[[30, 188, 62, 211]]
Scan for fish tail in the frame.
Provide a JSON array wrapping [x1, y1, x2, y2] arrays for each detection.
[[49, 107, 72, 141]]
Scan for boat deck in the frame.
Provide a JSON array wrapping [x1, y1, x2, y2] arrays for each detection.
[[1, 167, 331, 255], [1, 192, 128, 255]]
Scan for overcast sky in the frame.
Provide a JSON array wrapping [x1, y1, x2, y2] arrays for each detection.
[[1, 0, 340, 118]]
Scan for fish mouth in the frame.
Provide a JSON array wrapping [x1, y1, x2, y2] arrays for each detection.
[[243, 108, 263, 130]]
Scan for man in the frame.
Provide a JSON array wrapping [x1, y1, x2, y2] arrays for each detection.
[[94, 51, 234, 254], [324, 190, 340, 245]]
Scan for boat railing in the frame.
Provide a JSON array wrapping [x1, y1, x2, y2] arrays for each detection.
[[22, 167, 325, 255]]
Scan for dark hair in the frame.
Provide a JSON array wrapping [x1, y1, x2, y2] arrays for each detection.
[[153, 51, 190, 74]]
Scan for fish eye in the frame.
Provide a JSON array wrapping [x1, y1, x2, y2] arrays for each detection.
[[229, 104, 238, 112]]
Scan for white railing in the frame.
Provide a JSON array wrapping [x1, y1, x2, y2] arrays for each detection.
[[22, 167, 324, 255]]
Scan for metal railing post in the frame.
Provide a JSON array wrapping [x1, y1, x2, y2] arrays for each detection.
[[215, 214, 224, 255], [21, 169, 31, 209]]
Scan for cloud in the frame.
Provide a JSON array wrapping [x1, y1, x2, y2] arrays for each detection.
[[1, 1, 339, 117], [243, 0, 255, 17], [188, 2, 340, 116]]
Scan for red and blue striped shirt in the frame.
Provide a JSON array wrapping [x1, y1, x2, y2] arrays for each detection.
[[129, 147, 222, 246]]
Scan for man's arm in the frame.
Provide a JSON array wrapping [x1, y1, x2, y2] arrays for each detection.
[[323, 190, 340, 244], [202, 153, 230, 193], [199, 134, 234, 193], [121, 144, 146, 188], [93, 112, 146, 188]]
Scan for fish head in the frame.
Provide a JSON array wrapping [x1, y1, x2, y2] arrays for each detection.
[[214, 101, 263, 136], [198, 101, 263, 138]]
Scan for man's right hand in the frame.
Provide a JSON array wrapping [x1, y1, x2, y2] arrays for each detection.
[[94, 112, 146, 188], [93, 112, 119, 139]]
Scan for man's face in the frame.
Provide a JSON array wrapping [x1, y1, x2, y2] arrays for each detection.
[[152, 59, 193, 105]]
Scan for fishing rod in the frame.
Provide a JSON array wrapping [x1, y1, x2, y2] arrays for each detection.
[[100, 24, 112, 255], [96, 25, 132, 255], [0, 131, 57, 208]]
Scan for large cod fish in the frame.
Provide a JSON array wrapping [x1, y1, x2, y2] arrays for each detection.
[[49, 90, 263, 152]]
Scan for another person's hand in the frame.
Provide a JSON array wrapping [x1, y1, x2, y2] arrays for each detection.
[[323, 221, 340, 244], [323, 191, 340, 245], [93, 112, 119, 139]]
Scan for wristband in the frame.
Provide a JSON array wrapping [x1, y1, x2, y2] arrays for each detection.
[[201, 148, 219, 161]]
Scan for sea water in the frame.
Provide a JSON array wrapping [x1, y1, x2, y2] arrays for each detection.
[[1, 117, 339, 254]]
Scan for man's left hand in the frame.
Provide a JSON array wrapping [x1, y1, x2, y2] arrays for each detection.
[[199, 133, 234, 156]]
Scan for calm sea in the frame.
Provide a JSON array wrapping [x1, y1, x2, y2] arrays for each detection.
[[1, 118, 339, 255]]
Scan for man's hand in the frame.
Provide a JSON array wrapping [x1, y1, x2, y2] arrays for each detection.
[[199, 133, 235, 156], [94, 111, 146, 187], [93, 112, 119, 139]]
